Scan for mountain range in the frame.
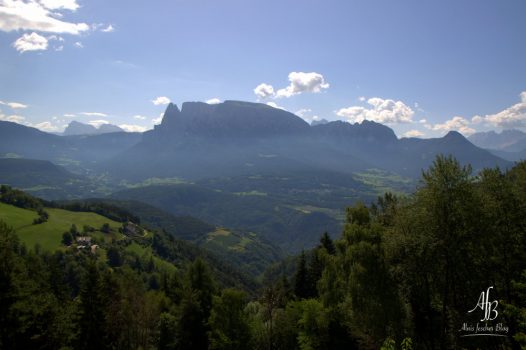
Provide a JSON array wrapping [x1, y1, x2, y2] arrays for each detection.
[[0, 100, 514, 251], [63, 120, 124, 136], [468, 129, 526, 161], [104, 100, 509, 181]]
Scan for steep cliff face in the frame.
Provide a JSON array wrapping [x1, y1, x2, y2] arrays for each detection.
[[155, 100, 310, 139]]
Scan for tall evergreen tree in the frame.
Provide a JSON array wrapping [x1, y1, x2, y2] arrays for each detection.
[[319, 232, 335, 255], [77, 261, 108, 350], [294, 251, 309, 299]]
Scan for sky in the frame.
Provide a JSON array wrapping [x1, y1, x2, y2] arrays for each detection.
[[0, 0, 525, 138]]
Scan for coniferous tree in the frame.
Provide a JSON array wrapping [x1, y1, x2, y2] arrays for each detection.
[[77, 261, 108, 350], [294, 251, 309, 299], [319, 232, 335, 255]]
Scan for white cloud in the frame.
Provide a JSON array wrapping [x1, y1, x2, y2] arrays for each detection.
[[12, 32, 48, 52], [7, 101, 27, 109], [133, 115, 146, 120], [39, 0, 79, 11], [335, 97, 414, 124], [254, 83, 274, 100], [34, 121, 58, 132], [471, 115, 484, 124], [119, 124, 148, 132], [419, 118, 427, 124], [358, 96, 366, 102], [152, 113, 163, 125], [87, 119, 109, 128], [428, 116, 475, 136], [275, 72, 329, 98], [206, 98, 221, 104], [63, 113, 75, 117], [0, 0, 89, 34], [81, 112, 107, 117], [295, 108, 312, 118], [73, 41, 83, 48], [266, 102, 286, 110], [0, 100, 27, 109], [403, 129, 424, 138], [101, 24, 114, 32], [152, 96, 170, 105], [474, 91, 526, 128], [0, 113, 25, 123]]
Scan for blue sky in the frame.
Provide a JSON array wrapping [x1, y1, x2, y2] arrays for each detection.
[[0, 0, 525, 137]]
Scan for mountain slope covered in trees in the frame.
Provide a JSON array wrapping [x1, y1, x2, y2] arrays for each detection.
[[1, 156, 525, 349]]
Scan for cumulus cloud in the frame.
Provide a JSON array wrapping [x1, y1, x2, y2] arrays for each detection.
[[473, 91, 526, 128], [254, 72, 329, 100], [87, 119, 109, 128], [34, 121, 58, 132], [73, 41, 83, 48], [335, 97, 414, 124], [206, 98, 221, 104], [254, 83, 274, 100], [39, 0, 79, 11], [0, 0, 89, 34], [294, 108, 322, 122], [101, 24, 114, 32], [0, 113, 26, 123], [81, 112, 107, 117], [0, 100, 27, 109], [471, 115, 484, 124], [403, 129, 424, 138], [12, 32, 48, 52], [119, 124, 148, 132], [152, 113, 163, 125], [358, 96, 366, 102], [266, 102, 286, 110], [276, 72, 329, 98], [152, 96, 170, 105], [426, 116, 475, 136], [295, 109, 312, 118], [133, 115, 146, 120]]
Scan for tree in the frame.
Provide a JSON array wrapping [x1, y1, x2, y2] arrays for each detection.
[[319, 232, 335, 255], [297, 299, 330, 350], [208, 289, 251, 350], [0, 221, 18, 348], [106, 246, 122, 267], [294, 251, 309, 299], [101, 223, 111, 234], [77, 261, 108, 350], [176, 258, 216, 350], [62, 231, 73, 246]]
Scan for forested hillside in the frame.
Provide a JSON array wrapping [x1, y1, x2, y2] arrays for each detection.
[[1, 155, 525, 349]]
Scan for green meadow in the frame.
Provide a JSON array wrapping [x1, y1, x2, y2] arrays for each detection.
[[0, 202, 121, 251]]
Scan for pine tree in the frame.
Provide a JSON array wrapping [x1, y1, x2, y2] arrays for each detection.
[[294, 250, 309, 299], [319, 232, 336, 255], [77, 261, 108, 350]]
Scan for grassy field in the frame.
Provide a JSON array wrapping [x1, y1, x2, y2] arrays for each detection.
[[125, 242, 177, 273], [353, 168, 415, 196], [0, 202, 122, 251]]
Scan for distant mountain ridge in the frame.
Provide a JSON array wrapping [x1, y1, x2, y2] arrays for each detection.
[[105, 100, 509, 181], [64, 121, 124, 135], [0, 120, 141, 172], [468, 129, 526, 152]]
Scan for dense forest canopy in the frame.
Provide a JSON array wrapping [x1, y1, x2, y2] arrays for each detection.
[[1, 155, 525, 349]]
